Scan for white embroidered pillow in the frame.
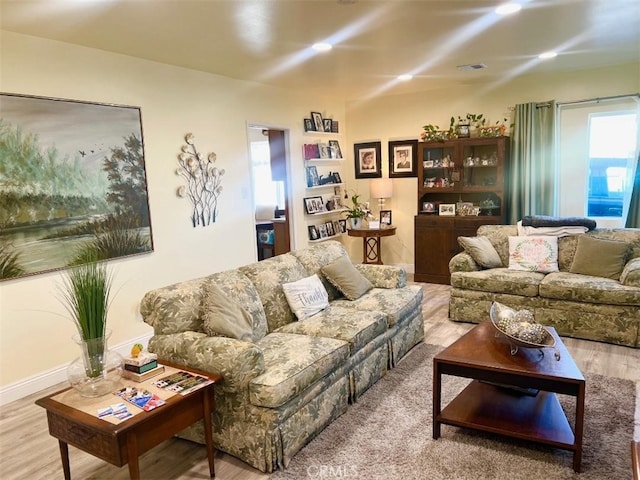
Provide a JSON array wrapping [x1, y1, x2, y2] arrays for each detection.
[[282, 274, 329, 320], [508, 236, 559, 273]]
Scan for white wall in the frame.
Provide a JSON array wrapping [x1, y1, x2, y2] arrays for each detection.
[[0, 31, 345, 401], [343, 63, 640, 268]]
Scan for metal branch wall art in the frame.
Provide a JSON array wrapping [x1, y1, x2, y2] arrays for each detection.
[[176, 133, 225, 227]]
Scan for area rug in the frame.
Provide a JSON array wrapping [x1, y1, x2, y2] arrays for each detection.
[[270, 343, 636, 480]]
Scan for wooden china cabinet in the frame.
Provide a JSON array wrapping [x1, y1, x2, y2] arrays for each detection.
[[414, 136, 510, 284]]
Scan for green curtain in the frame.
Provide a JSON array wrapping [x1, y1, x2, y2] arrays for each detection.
[[506, 101, 557, 224], [625, 153, 640, 228]]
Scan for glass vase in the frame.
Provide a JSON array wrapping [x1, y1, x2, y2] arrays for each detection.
[[67, 330, 123, 397]]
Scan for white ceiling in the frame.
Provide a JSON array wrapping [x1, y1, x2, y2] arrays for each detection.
[[2, 0, 639, 100]]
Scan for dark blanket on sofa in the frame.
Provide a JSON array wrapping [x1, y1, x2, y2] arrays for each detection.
[[521, 215, 597, 231]]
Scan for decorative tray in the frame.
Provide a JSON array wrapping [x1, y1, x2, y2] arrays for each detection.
[[489, 302, 560, 359]]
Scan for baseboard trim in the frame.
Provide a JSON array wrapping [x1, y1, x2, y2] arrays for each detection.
[[0, 332, 153, 407]]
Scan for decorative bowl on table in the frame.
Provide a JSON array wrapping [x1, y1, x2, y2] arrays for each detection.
[[489, 302, 560, 360]]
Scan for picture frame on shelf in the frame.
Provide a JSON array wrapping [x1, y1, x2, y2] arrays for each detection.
[[380, 210, 392, 225], [318, 223, 328, 238], [332, 172, 342, 184], [332, 220, 341, 235], [311, 112, 324, 132], [328, 140, 342, 159], [304, 196, 324, 214], [306, 166, 319, 187], [388, 140, 418, 178], [323, 118, 333, 133], [304, 143, 320, 160], [318, 142, 330, 159], [331, 120, 339, 133], [308, 225, 319, 240], [354, 141, 382, 179], [422, 201, 436, 213], [326, 221, 335, 237], [338, 219, 347, 233], [304, 118, 314, 132], [439, 203, 456, 216]]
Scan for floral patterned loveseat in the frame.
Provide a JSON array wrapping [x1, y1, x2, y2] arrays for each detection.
[[449, 225, 640, 347], [139, 240, 424, 472]]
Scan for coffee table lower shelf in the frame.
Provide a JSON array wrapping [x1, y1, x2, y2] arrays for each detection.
[[436, 380, 576, 450]]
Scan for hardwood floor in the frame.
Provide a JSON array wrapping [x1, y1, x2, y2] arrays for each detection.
[[1, 283, 638, 480]]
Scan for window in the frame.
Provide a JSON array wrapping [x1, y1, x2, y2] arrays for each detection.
[[557, 99, 639, 227], [587, 113, 637, 218], [250, 140, 285, 209]]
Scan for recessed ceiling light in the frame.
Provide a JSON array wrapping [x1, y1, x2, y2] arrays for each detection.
[[538, 51, 558, 59], [312, 42, 332, 52], [495, 2, 522, 15], [397, 74, 413, 81]]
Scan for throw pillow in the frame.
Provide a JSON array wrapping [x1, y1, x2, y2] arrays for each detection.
[[458, 236, 502, 268], [321, 256, 373, 300], [202, 283, 254, 341], [569, 235, 629, 280], [282, 274, 329, 320], [508, 236, 559, 273]]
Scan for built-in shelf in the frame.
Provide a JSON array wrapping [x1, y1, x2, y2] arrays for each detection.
[[306, 182, 343, 190], [306, 208, 348, 217], [309, 232, 343, 243]]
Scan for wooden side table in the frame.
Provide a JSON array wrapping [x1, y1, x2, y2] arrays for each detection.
[[36, 362, 222, 480], [347, 226, 396, 264]]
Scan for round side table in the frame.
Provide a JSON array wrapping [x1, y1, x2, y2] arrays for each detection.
[[347, 226, 396, 264]]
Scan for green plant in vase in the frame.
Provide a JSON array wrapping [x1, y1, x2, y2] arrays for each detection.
[[343, 193, 369, 229], [59, 258, 122, 396]]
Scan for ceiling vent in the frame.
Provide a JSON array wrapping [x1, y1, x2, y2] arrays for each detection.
[[456, 63, 487, 71]]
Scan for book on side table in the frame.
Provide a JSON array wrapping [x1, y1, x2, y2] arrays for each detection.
[[121, 364, 165, 382]]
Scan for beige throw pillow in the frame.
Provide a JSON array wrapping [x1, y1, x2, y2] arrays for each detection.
[[458, 236, 502, 268], [202, 283, 254, 341], [569, 235, 629, 280], [321, 256, 373, 300], [282, 274, 329, 320]]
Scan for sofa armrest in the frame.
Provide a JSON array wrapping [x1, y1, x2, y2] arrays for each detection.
[[354, 264, 407, 288], [620, 258, 640, 287], [449, 252, 481, 273], [149, 333, 265, 390]]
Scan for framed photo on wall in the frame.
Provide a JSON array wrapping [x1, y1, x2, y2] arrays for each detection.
[[323, 118, 333, 133], [303, 118, 314, 132], [388, 140, 418, 178], [311, 112, 324, 132], [304, 196, 324, 214], [354, 141, 382, 179], [308, 225, 319, 240]]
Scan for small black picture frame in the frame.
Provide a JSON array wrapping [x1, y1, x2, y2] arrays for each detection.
[[354, 141, 382, 179], [328, 140, 342, 159], [306, 166, 319, 187], [389, 140, 418, 178], [331, 120, 339, 133], [308, 225, 319, 240], [338, 219, 347, 233], [304, 196, 324, 214], [332, 171, 342, 184], [380, 210, 392, 225], [323, 118, 333, 132], [304, 118, 314, 132], [326, 221, 335, 237]]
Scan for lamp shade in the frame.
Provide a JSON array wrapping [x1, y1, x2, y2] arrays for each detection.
[[370, 178, 393, 199]]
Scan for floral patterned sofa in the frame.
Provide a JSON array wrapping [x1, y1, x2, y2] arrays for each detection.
[[139, 241, 424, 472], [449, 225, 640, 347]]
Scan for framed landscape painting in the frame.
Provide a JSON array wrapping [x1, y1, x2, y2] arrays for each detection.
[[0, 93, 154, 281]]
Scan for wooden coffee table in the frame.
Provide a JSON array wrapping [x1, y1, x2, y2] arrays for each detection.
[[433, 321, 585, 473], [36, 362, 222, 480]]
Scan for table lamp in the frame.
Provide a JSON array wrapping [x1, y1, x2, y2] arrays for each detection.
[[370, 178, 393, 212]]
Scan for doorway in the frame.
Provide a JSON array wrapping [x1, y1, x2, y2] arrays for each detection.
[[247, 125, 292, 260]]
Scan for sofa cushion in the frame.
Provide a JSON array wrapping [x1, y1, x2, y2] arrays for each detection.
[[239, 253, 309, 332], [249, 333, 349, 408], [331, 285, 423, 327], [275, 306, 388, 354], [202, 282, 254, 341], [292, 240, 349, 300], [458, 236, 503, 268], [569, 235, 629, 280], [450, 268, 544, 297], [282, 274, 329, 320], [508, 236, 559, 273], [321, 256, 373, 300], [207, 269, 269, 340], [540, 272, 640, 307]]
